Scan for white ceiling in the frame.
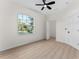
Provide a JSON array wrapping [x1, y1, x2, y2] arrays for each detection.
[[15, 0, 73, 15]]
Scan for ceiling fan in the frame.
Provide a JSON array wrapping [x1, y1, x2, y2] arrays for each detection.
[[36, 0, 55, 10]]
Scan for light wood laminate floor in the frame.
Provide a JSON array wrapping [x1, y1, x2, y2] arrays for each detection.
[[0, 39, 79, 59]]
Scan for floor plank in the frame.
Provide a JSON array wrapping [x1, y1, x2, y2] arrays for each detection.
[[0, 39, 79, 59]]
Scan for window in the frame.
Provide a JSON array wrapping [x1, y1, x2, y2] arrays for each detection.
[[17, 13, 33, 34]]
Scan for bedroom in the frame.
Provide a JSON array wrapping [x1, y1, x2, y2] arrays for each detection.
[[0, 0, 79, 59]]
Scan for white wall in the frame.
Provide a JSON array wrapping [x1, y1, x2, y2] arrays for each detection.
[[46, 17, 56, 39], [46, 15, 56, 38], [0, 0, 6, 51], [49, 20, 56, 38], [56, 0, 79, 50], [56, 10, 79, 50], [0, 0, 46, 51]]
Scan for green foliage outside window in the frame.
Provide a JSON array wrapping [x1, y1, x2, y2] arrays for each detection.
[[17, 13, 33, 34]]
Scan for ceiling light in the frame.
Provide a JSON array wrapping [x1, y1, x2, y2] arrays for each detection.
[[44, 5, 47, 7]]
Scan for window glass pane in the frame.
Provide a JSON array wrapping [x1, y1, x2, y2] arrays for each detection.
[[17, 13, 33, 34], [18, 14, 22, 19], [23, 15, 27, 23]]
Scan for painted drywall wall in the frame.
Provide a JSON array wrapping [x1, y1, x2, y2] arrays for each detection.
[[46, 15, 56, 39], [56, 0, 79, 50], [0, 0, 46, 51], [56, 8, 79, 50], [46, 20, 50, 40], [46, 20, 56, 40], [0, 0, 6, 51], [49, 20, 56, 38]]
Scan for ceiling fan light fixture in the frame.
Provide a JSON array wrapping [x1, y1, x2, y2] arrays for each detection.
[[44, 5, 47, 7], [36, 0, 55, 10]]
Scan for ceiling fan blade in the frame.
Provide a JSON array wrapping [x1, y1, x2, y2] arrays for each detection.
[[41, 7, 44, 10], [46, 1, 55, 5], [47, 6, 52, 10], [36, 4, 44, 6], [42, 0, 46, 4]]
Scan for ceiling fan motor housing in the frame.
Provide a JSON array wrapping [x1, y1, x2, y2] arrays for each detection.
[[36, 0, 55, 10]]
